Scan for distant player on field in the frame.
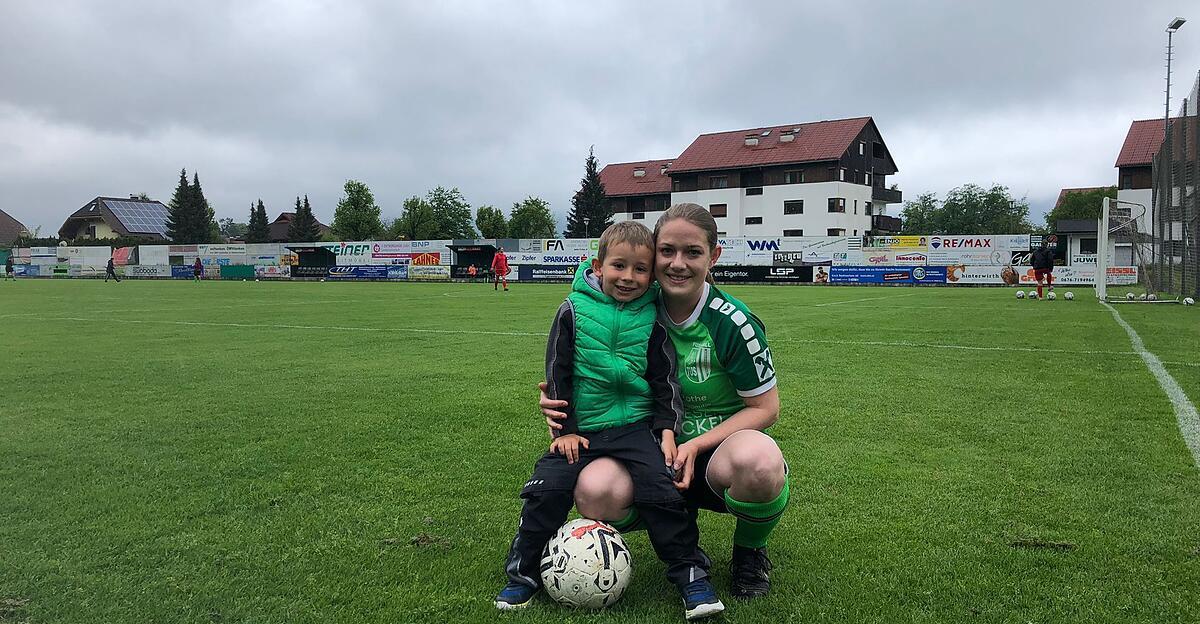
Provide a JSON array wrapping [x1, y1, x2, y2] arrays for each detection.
[[4, 255, 13, 281], [105, 257, 121, 283], [496, 222, 722, 618], [1031, 241, 1054, 299], [491, 246, 509, 291], [193, 257, 204, 282]]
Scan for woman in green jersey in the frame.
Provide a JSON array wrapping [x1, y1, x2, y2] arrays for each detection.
[[541, 203, 787, 599]]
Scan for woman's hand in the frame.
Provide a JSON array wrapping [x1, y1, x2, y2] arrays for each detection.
[[539, 382, 569, 436], [671, 440, 700, 490]]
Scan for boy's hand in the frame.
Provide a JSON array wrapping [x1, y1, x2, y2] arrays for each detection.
[[550, 433, 589, 464], [659, 429, 677, 469], [672, 440, 699, 490]]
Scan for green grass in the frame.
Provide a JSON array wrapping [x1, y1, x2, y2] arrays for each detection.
[[1, 279, 1198, 624]]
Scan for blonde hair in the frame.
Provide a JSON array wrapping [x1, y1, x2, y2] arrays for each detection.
[[596, 221, 654, 261], [653, 203, 719, 283]]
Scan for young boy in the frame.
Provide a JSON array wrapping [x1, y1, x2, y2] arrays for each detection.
[[496, 222, 724, 620]]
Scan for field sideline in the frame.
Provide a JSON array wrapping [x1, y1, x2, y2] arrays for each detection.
[[1, 280, 1198, 623]]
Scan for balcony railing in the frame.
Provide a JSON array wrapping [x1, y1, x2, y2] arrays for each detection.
[[872, 186, 902, 203]]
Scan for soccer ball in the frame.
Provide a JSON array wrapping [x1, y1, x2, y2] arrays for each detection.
[[1016, 290, 1025, 299], [1047, 291, 1057, 300], [1139, 293, 1148, 301], [1064, 291, 1074, 300], [255, 278, 260, 282], [1127, 292, 1136, 301], [1185, 297, 1196, 306], [1028, 290, 1038, 299], [1148, 293, 1158, 301], [540, 519, 632, 609]]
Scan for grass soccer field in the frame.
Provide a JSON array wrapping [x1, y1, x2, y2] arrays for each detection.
[[2, 279, 1198, 623]]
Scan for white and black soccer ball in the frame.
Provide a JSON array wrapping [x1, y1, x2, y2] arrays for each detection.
[[1016, 290, 1025, 299], [1028, 290, 1038, 299], [1064, 291, 1074, 301], [540, 519, 632, 609], [1148, 293, 1158, 301], [1127, 292, 1136, 301], [1184, 297, 1195, 306], [1139, 293, 1148, 301], [1047, 291, 1057, 300]]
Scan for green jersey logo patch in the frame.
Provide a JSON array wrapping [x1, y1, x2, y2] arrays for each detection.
[[684, 342, 713, 384]]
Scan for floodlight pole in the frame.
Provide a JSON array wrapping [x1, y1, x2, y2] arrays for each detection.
[[1166, 18, 1186, 143]]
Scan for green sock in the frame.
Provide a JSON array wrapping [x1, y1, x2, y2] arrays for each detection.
[[607, 507, 646, 533], [724, 479, 790, 549]]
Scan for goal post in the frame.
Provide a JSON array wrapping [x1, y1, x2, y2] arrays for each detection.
[[1097, 197, 1152, 301]]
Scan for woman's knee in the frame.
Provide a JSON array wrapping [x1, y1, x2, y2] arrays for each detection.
[[573, 458, 635, 519]]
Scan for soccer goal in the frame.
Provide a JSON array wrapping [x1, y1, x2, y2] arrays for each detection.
[[1096, 197, 1158, 301]]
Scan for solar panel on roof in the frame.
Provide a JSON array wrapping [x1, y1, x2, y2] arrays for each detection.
[[106, 200, 169, 235]]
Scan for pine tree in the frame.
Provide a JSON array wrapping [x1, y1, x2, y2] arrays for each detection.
[[565, 146, 610, 238], [189, 173, 218, 244], [246, 200, 271, 243], [164, 169, 191, 242], [289, 195, 321, 242]]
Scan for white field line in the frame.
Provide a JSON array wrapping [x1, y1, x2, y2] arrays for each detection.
[[1102, 302, 1200, 468], [771, 337, 1140, 357], [812, 293, 918, 307], [0, 299, 369, 319], [34, 316, 545, 338]]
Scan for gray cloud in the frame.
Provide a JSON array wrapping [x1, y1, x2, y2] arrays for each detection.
[[1, 0, 1197, 234]]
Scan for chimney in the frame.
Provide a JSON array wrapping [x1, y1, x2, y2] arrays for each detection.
[[744, 134, 759, 147], [130, 194, 139, 199], [633, 167, 645, 177], [660, 163, 670, 175]]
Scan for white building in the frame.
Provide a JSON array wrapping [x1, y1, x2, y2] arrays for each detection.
[[603, 117, 902, 237]]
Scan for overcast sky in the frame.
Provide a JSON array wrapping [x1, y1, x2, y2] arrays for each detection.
[[1, 0, 1197, 235]]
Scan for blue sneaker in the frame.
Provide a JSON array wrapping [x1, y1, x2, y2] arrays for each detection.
[[681, 579, 725, 620], [494, 582, 539, 610]]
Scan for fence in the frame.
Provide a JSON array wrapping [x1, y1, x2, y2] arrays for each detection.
[[1152, 69, 1200, 298]]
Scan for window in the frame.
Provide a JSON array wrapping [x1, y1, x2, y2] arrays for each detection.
[[1120, 175, 1133, 190], [632, 212, 645, 220], [859, 141, 865, 155], [745, 217, 763, 225], [828, 198, 845, 213], [746, 187, 763, 196], [854, 199, 858, 214], [709, 204, 727, 217], [839, 168, 847, 181], [865, 201, 874, 216], [784, 200, 804, 215], [1080, 237, 1098, 254], [854, 229, 858, 235], [864, 172, 871, 186], [709, 175, 729, 189], [783, 229, 804, 236], [873, 142, 884, 158], [827, 228, 846, 236], [673, 179, 684, 192], [784, 170, 804, 184]]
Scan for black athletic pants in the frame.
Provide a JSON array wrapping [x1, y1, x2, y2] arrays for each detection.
[[503, 421, 709, 590]]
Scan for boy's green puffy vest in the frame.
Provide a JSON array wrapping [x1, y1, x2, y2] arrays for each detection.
[[566, 260, 658, 432]]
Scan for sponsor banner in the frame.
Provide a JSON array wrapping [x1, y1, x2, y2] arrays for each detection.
[[1030, 234, 1060, 250], [716, 238, 745, 265], [508, 252, 591, 265], [1001, 234, 1031, 251], [171, 265, 195, 279], [773, 249, 835, 266], [830, 266, 947, 284], [139, 245, 170, 265], [542, 238, 596, 254], [387, 265, 408, 280], [863, 251, 892, 266], [893, 251, 928, 266], [125, 264, 172, 278], [14, 264, 34, 277], [518, 265, 576, 281], [744, 238, 782, 264], [254, 265, 292, 279], [833, 251, 864, 266], [198, 244, 246, 256], [943, 264, 1138, 285], [708, 266, 810, 282], [408, 265, 451, 281], [15, 248, 31, 261], [863, 235, 929, 250], [65, 246, 112, 263], [112, 247, 134, 265], [292, 265, 330, 278], [30, 247, 56, 258], [328, 265, 391, 279], [168, 245, 198, 254], [927, 236, 996, 251], [1071, 254, 1097, 265], [944, 265, 1016, 285], [926, 248, 1009, 265]]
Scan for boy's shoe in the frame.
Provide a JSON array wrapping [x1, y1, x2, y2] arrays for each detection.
[[681, 579, 725, 620], [494, 582, 539, 610], [730, 545, 772, 599]]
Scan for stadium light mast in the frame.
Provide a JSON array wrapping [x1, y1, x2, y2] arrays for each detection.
[[1166, 17, 1186, 143]]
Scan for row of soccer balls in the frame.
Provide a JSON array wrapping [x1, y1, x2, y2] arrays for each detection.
[[1015, 291, 1197, 305]]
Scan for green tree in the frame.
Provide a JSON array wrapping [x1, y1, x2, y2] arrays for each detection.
[[218, 218, 248, 240], [426, 187, 477, 239], [1044, 186, 1116, 230], [164, 169, 192, 242], [475, 205, 508, 238], [508, 196, 557, 239], [389, 196, 440, 240], [332, 179, 383, 240], [899, 184, 1033, 234], [288, 194, 322, 242], [246, 200, 270, 243], [565, 146, 610, 237], [189, 173, 218, 244]]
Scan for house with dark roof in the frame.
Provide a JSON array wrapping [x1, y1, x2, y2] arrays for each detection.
[[58, 196, 170, 241], [1113, 118, 1183, 239], [604, 117, 900, 237], [1, 208, 30, 245], [268, 212, 331, 243]]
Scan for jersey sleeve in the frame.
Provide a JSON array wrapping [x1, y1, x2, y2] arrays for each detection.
[[711, 300, 776, 398], [545, 300, 578, 435]]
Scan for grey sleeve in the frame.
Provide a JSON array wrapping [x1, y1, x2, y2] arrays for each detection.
[[645, 321, 685, 435], [545, 300, 578, 436]]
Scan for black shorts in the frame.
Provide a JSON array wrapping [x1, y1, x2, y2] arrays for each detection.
[[521, 421, 681, 505]]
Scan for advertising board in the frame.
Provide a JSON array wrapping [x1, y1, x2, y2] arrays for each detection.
[[518, 265, 575, 281], [328, 265, 391, 279], [292, 266, 329, 278], [830, 266, 947, 284], [254, 265, 292, 279], [125, 265, 173, 278], [408, 265, 451, 281]]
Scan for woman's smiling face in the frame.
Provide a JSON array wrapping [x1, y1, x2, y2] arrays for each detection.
[[654, 217, 721, 303]]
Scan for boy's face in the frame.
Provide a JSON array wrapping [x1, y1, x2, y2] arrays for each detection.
[[592, 241, 654, 302]]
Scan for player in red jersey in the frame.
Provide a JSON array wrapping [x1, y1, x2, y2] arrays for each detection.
[[491, 247, 509, 291]]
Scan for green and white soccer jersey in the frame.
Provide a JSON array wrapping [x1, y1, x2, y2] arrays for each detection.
[[661, 283, 776, 442]]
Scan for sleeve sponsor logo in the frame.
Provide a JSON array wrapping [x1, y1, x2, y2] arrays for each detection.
[[753, 348, 774, 382]]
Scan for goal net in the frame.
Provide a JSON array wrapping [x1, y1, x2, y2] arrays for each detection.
[[1096, 197, 1156, 301]]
